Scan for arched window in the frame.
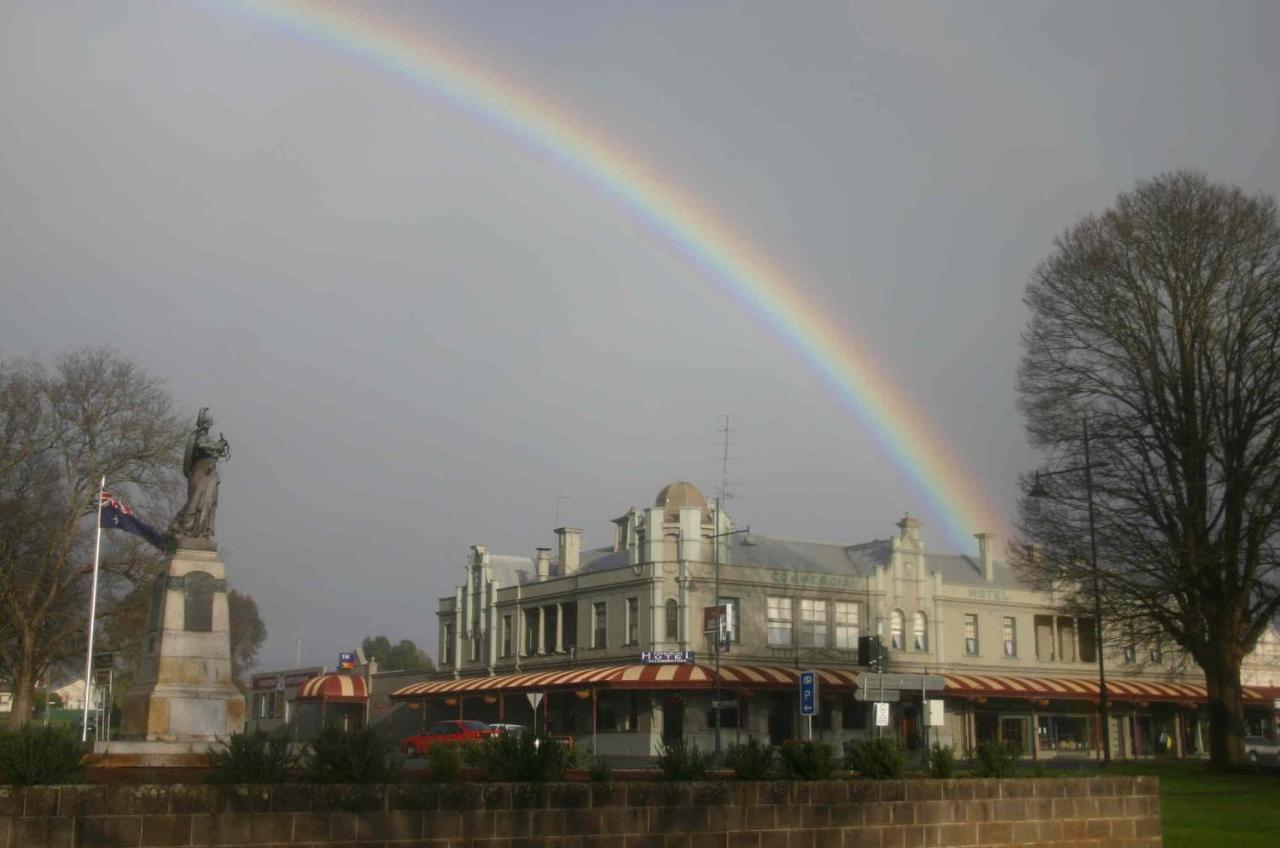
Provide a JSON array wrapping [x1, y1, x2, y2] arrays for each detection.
[[890, 610, 905, 650], [665, 599, 679, 640], [913, 611, 928, 651]]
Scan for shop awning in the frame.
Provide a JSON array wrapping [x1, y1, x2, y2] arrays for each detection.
[[942, 672, 1277, 705], [296, 673, 368, 703], [390, 664, 861, 700]]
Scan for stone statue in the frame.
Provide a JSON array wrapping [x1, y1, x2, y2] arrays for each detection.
[[169, 407, 230, 544]]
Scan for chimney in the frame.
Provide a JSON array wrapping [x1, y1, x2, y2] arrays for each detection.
[[976, 533, 995, 582], [535, 548, 551, 581], [556, 527, 581, 575]]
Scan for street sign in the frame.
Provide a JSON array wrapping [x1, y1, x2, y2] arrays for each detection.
[[338, 652, 356, 670], [711, 699, 738, 709], [527, 692, 544, 710], [855, 673, 946, 691], [799, 670, 818, 716], [874, 702, 890, 727], [854, 688, 901, 702]]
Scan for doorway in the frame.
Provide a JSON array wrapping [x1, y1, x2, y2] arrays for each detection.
[[662, 695, 684, 744], [768, 692, 793, 745]]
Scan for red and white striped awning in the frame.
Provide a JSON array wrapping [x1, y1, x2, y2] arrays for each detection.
[[390, 664, 860, 700], [296, 673, 368, 702], [942, 672, 1276, 705]]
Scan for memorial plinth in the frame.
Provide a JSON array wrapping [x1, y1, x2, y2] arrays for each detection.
[[119, 545, 245, 743]]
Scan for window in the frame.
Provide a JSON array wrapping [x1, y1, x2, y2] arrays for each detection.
[[767, 597, 793, 645], [1150, 641, 1163, 664], [1002, 617, 1017, 657], [964, 613, 979, 655], [834, 602, 860, 649], [665, 599, 679, 641], [593, 602, 608, 648], [444, 623, 455, 665], [524, 611, 537, 657], [502, 615, 513, 657], [1123, 626, 1136, 664], [913, 611, 928, 651], [799, 599, 828, 647], [890, 610, 905, 650], [626, 597, 639, 645]]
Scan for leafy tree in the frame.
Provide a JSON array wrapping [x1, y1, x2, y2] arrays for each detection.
[[361, 635, 433, 671], [228, 589, 267, 682], [1016, 171, 1280, 767], [0, 349, 183, 728]]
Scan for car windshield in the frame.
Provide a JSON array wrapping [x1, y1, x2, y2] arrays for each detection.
[[461, 721, 489, 731]]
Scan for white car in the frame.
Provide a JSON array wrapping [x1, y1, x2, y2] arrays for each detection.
[[487, 723, 524, 736], [1243, 735, 1279, 763]]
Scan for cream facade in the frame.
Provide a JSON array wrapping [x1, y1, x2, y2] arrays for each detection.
[[423, 482, 1279, 759]]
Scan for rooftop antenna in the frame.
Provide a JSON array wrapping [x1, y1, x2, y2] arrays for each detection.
[[715, 414, 736, 503]]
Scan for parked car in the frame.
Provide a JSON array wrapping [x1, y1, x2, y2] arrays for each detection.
[[487, 723, 524, 736], [401, 720, 495, 757], [1243, 735, 1279, 763]]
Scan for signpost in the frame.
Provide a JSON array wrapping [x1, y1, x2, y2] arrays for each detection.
[[527, 691, 546, 736], [800, 670, 818, 740], [874, 702, 891, 728]]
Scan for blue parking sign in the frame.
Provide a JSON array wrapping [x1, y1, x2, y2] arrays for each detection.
[[799, 670, 818, 716]]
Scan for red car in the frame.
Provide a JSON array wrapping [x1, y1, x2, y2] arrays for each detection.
[[401, 720, 495, 757]]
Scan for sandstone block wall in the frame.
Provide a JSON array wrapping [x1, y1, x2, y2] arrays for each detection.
[[0, 776, 1161, 848]]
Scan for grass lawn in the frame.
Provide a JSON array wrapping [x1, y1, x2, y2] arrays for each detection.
[[1099, 762, 1280, 848]]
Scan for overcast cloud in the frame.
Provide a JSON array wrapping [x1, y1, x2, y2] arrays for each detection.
[[2, 1, 1277, 670]]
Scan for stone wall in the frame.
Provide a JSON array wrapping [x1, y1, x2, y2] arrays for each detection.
[[0, 776, 1161, 848]]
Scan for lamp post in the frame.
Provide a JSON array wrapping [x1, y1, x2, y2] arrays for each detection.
[[710, 498, 750, 760], [1028, 417, 1111, 766]]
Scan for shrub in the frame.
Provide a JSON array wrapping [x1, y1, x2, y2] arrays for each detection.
[[303, 725, 403, 784], [588, 756, 613, 783], [655, 739, 711, 781], [207, 729, 297, 784], [845, 737, 906, 779], [426, 742, 464, 783], [923, 742, 957, 779], [971, 740, 1021, 778], [778, 740, 840, 780], [724, 738, 776, 780], [0, 725, 86, 785], [470, 732, 573, 782]]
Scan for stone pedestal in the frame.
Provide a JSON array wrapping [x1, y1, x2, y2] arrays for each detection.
[[120, 546, 245, 741]]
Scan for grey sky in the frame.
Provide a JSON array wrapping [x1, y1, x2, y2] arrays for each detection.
[[2, 1, 1276, 670]]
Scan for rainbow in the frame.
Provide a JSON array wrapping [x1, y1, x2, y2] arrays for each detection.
[[228, 0, 1008, 549]]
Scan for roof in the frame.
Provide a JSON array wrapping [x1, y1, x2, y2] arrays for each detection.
[[390, 664, 860, 699], [296, 674, 368, 702], [488, 554, 534, 586]]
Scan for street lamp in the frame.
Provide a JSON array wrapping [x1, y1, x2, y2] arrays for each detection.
[[1029, 417, 1111, 766], [710, 498, 750, 760]]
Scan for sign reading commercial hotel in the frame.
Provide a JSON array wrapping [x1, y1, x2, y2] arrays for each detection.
[[641, 650, 696, 665]]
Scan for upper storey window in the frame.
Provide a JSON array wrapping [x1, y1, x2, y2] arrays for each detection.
[[798, 599, 828, 647], [767, 597, 792, 645], [890, 610, 905, 651], [913, 611, 928, 652]]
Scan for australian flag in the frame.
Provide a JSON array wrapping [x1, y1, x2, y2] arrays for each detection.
[[100, 491, 167, 551]]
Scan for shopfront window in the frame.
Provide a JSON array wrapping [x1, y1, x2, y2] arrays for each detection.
[[1036, 713, 1096, 754]]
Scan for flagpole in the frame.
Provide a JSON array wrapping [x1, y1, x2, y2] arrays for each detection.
[[81, 476, 106, 743]]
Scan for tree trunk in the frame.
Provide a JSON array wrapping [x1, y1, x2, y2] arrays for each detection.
[[5, 638, 37, 730], [1204, 654, 1247, 768]]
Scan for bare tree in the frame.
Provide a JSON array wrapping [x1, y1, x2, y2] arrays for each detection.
[[0, 349, 183, 728], [1016, 171, 1280, 767], [228, 589, 267, 685]]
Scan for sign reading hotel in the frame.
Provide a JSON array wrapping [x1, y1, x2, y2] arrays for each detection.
[[641, 650, 697, 665]]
